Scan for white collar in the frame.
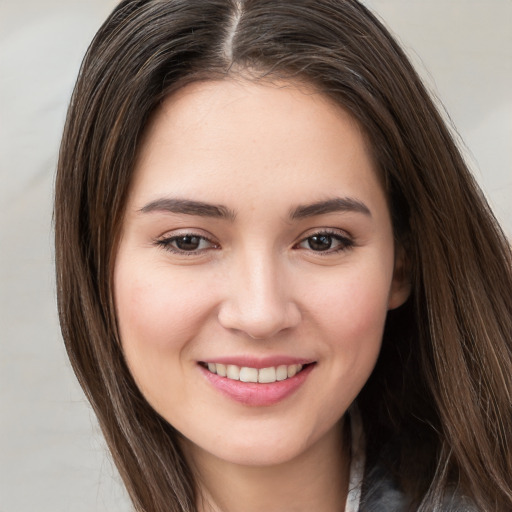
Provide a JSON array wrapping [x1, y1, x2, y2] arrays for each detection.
[[345, 405, 366, 512]]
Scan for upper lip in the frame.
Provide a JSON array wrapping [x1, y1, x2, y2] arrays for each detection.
[[199, 356, 315, 369]]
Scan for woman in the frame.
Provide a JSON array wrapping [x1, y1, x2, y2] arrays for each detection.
[[54, 1, 512, 510]]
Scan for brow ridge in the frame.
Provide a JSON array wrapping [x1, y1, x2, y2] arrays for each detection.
[[289, 197, 371, 219], [139, 196, 370, 221], [139, 198, 236, 220]]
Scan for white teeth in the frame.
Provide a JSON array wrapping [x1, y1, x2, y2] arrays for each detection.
[[239, 367, 258, 383], [258, 367, 276, 383], [226, 364, 240, 380], [276, 365, 288, 381], [205, 362, 306, 383]]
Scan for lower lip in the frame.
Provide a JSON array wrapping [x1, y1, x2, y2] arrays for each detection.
[[199, 363, 315, 407]]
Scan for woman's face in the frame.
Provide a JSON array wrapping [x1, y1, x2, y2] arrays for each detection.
[[114, 79, 409, 467]]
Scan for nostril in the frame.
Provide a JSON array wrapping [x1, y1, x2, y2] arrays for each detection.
[[217, 297, 301, 340]]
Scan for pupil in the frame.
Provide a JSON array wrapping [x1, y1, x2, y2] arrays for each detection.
[[176, 236, 200, 251], [308, 235, 332, 251]]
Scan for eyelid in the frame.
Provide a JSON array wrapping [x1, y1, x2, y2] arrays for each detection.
[[155, 227, 213, 240], [297, 226, 352, 240]]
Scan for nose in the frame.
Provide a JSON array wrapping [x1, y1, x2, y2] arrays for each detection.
[[217, 252, 301, 340]]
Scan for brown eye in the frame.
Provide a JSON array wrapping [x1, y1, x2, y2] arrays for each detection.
[[174, 235, 202, 251], [156, 233, 217, 254], [296, 231, 354, 254], [307, 235, 334, 251]]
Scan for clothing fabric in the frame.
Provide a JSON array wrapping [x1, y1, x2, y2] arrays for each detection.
[[344, 408, 478, 512], [345, 407, 365, 512]]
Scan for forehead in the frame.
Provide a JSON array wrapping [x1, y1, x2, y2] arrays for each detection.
[[129, 79, 386, 214]]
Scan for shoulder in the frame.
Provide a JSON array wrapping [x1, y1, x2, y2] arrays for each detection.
[[349, 407, 479, 511], [359, 458, 408, 512], [360, 454, 479, 512]]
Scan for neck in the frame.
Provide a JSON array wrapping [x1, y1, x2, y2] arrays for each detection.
[[186, 418, 350, 512]]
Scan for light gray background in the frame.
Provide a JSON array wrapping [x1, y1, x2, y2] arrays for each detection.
[[1, 1, 510, 511]]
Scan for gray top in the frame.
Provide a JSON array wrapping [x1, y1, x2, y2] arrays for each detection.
[[345, 407, 478, 512]]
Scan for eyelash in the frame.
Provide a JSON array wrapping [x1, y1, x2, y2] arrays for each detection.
[[154, 229, 354, 256], [155, 233, 218, 255]]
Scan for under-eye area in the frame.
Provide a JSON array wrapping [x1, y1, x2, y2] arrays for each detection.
[[198, 362, 315, 383]]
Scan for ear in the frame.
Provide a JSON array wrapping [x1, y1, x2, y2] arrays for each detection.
[[388, 244, 411, 310]]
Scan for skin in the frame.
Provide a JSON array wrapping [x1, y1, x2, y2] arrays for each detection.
[[114, 79, 410, 512]]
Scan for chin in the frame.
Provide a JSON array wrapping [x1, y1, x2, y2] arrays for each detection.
[[209, 438, 310, 467], [180, 414, 341, 469]]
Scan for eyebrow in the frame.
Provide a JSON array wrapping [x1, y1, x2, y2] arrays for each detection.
[[139, 198, 236, 220], [139, 196, 371, 221], [289, 197, 372, 219]]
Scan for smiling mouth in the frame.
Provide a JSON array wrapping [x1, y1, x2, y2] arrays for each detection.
[[199, 362, 311, 383]]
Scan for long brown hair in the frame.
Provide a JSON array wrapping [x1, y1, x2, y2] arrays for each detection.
[[54, 1, 512, 510]]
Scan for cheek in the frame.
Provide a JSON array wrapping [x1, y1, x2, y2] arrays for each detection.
[[328, 290, 387, 377], [116, 277, 185, 351], [113, 255, 217, 415], [292, 265, 392, 436], [308, 264, 392, 334], [113, 253, 217, 402], [303, 262, 393, 377], [115, 261, 209, 352]]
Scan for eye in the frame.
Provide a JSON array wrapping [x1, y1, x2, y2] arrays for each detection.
[[295, 231, 353, 253], [155, 233, 218, 254]]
